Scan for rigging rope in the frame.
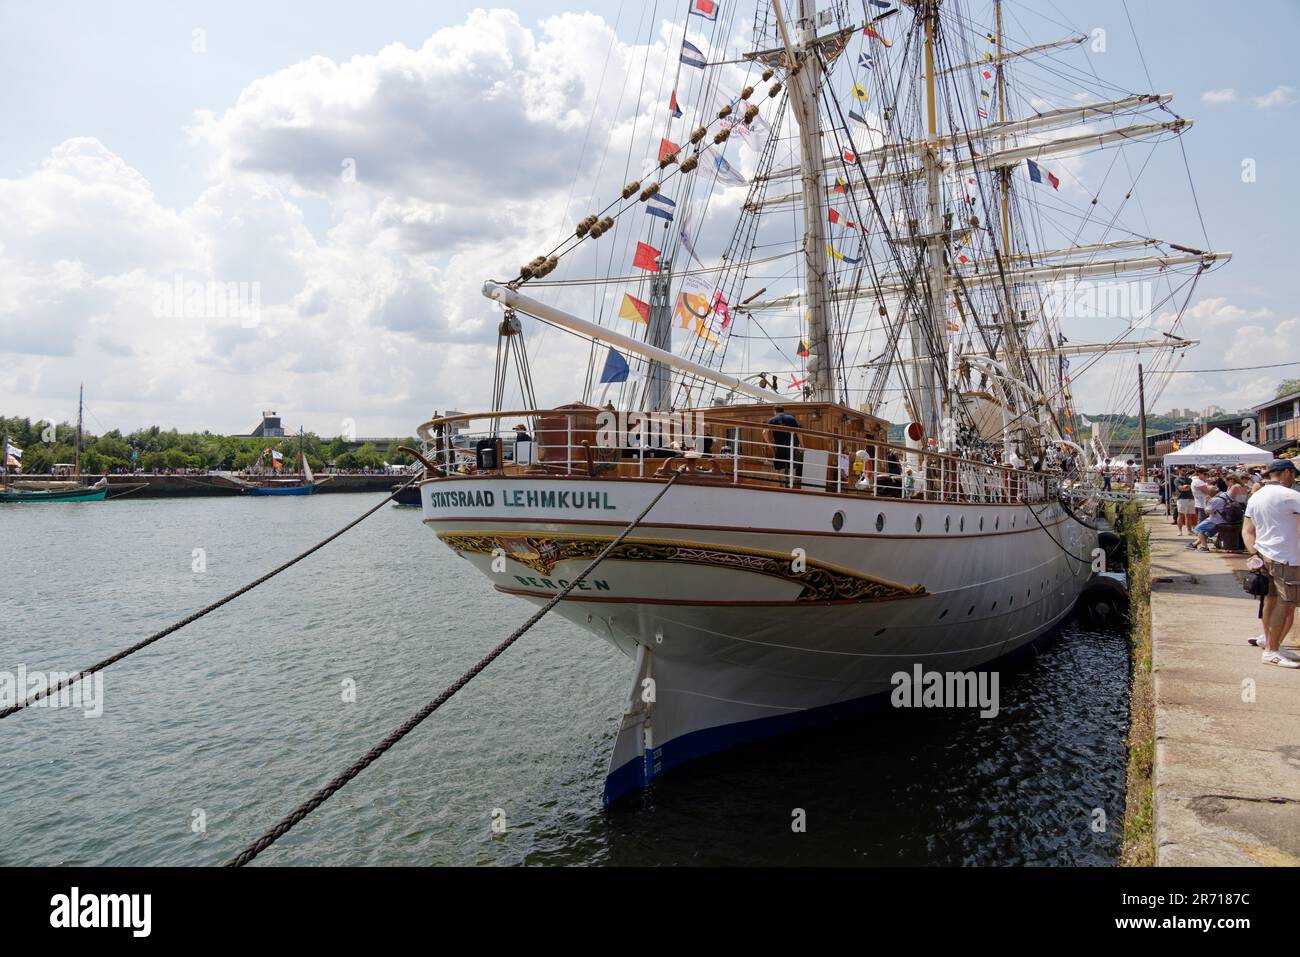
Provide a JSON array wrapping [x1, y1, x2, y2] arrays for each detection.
[[225, 470, 682, 866], [0, 473, 424, 721]]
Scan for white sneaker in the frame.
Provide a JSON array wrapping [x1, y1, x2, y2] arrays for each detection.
[[1262, 649, 1300, 669], [1247, 634, 1266, 647]]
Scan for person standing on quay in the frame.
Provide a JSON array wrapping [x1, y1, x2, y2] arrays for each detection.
[[1243, 460, 1300, 668], [1173, 469, 1196, 535], [1191, 468, 1212, 523]]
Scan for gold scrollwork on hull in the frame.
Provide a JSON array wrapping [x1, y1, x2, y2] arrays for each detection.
[[438, 532, 926, 603]]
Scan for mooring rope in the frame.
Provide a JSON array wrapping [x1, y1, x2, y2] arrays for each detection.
[[225, 470, 681, 867], [1025, 496, 1097, 572], [0, 473, 424, 721]]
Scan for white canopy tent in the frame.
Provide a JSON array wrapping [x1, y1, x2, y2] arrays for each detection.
[[1161, 428, 1272, 466]]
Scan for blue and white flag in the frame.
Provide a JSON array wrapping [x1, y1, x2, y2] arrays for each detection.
[[645, 193, 676, 221], [680, 40, 707, 69], [858, 52, 874, 70], [599, 348, 631, 384], [712, 154, 747, 186], [1026, 158, 1043, 184]]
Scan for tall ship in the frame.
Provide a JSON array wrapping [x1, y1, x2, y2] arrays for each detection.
[[416, 0, 1227, 804]]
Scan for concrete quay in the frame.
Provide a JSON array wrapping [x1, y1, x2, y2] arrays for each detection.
[[1146, 515, 1300, 866]]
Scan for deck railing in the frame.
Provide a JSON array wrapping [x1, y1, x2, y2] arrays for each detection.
[[417, 408, 1063, 505]]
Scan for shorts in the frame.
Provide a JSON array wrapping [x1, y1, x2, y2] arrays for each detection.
[[1266, 559, 1300, 604], [1194, 518, 1220, 537], [1176, 498, 1196, 515]]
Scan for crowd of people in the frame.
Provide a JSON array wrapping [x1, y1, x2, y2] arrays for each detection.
[[1167, 465, 1255, 550], [1162, 459, 1300, 669]]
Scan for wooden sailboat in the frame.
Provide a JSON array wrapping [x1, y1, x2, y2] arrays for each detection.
[[244, 427, 315, 496], [0, 385, 108, 503]]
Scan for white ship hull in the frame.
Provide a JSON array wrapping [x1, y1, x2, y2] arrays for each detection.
[[421, 474, 1100, 804]]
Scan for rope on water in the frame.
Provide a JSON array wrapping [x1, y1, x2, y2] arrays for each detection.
[[0, 473, 424, 721], [225, 471, 681, 867]]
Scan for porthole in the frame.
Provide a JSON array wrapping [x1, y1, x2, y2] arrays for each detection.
[[873, 627, 887, 637], [1009, 596, 1014, 606], [959, 515, 965, 532], [915, 514, 923, 533], [967, 605, 975, 616], [939, 609, 949, 619], [991, 601, 998, 611], [1011, 516, 1016, 528], [995, 516, 1000, 530], [876, 513, 885, 532], [979, 516, 985, 531], [945, 515, 951, 532], [832, 510, 845, 531]]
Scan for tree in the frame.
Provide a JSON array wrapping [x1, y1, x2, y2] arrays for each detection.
[[1276, 378, 1300, 398]]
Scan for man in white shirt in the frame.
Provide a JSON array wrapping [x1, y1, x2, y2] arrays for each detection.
[[1191, 469, 1212, 522], [1243, 459, 1300, 668]]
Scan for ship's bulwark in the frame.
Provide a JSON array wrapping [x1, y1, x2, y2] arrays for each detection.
[[422, 476, 1098, 804]]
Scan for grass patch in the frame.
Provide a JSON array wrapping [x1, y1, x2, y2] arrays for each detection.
[[1116, 500, 1155, 866]]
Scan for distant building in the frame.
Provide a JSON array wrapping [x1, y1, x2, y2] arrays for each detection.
[[1253, 389, 1300, 453], [248, 411, 284, 437]]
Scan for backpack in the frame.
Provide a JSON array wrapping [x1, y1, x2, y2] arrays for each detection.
[[1216, 492, 1245, 525]]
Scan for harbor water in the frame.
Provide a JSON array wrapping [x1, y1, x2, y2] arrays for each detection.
[[0, 495, 1130, 865]]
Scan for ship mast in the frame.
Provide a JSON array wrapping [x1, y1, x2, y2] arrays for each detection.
[[772, 0, 834, 403], [915, 0, 945, 437], [991, 0, 1030, 458], [75, 382, 84, 480]]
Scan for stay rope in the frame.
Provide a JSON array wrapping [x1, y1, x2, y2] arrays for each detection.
[[0, 473, 423, 721], [224, 471, 681, 866]]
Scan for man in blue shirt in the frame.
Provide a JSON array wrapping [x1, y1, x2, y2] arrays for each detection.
[[764, 405, 801, 482]]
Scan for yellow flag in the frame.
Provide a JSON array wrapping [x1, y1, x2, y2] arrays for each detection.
[[852, 84, 868, 101], [618, 292, 649, 323], [826, 243, 845, 261]]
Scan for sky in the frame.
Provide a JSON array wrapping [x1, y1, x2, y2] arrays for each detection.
[[0, 0, 1296, 437]]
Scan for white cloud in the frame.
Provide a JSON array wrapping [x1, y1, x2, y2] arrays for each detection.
[[0, 10, 716, 434], [1200, 85, 1296, 108], [1200, 88, 1237, 105]]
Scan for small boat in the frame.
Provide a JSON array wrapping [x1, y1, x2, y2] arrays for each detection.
[[391, 482, 422, 506], [1, 385, 107, 503], [0, 478, 108, 503], [243, 428, 315, 496]]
